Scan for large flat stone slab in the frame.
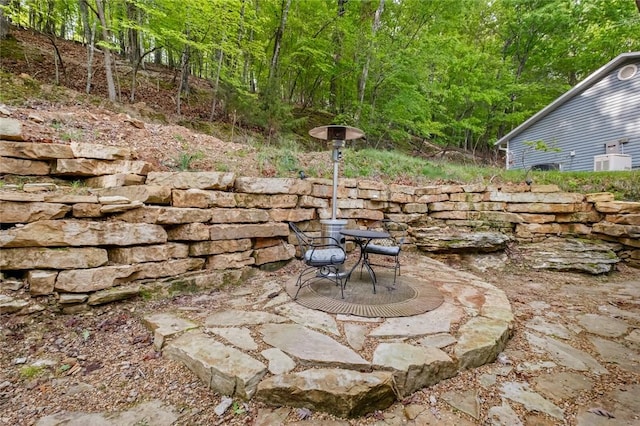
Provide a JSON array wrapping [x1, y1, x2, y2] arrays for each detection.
[[575, 384, 640, 425], [454, 317, 511, 369], [164, 331, 266, 399], [142, 312, 198, 350], [259, 323, 369, 369], [442, 389, 481, 420], [500, 381, 564, 420], [526, 332, 607, 374], [533, 372, 594, 401], [369, 302, 463, 338], [587, 336, 640, 374], [372, 342, 457, 396], [255, 368, 396, 418], [205, 327, 258, 351], [204, 309, 287, 327], [0, 247, 107, 270], [0, 220, 166, 248], [577, 313, 629, 337], [261, 348, 296, 375], [35, 399, 179, 426], [274, 302, 340, 335], [525, 317, 572, 339]]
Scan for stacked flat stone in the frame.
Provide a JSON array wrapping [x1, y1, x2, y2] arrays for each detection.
[[1, 116, 639, 314]]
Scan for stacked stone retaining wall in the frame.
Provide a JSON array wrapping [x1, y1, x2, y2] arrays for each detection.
[[1, 137, 639, 312]]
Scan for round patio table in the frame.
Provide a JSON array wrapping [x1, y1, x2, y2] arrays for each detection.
[[340, 229, 390, 294]]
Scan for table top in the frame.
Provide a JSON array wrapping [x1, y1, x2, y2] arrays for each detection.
[[340, 229, 390, 239]]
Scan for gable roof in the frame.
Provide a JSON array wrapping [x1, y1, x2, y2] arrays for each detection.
[[494, 51, 640, 147]]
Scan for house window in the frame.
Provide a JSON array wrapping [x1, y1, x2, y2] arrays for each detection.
[[617, 64, 637, 81]]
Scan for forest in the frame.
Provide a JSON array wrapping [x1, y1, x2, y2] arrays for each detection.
[[1, 0, 639, 159]]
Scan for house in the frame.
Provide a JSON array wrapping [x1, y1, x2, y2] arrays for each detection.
[[495, 52, 640, 171]]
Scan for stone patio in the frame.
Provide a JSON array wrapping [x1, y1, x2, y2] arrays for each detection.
[[142, 255, 513, 418]]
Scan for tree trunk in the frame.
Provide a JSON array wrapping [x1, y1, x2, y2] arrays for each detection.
[[209, 44, 225, 121], [95, 0, 117, 102], [131, 47, 160, 102], [177, 36, 191, 115], [78, 0, 94, 93], [329, 0, 347, 112], [356, 0, 384, 121], [0, 0, 10, 39], [126, 1, 141, 66], [268, 0, 291, 86], [47, 33, 66, 85]]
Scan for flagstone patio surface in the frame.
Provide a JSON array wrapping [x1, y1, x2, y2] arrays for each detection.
[[143, 255, 514, 418]]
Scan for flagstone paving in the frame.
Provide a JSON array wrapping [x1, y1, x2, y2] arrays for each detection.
[[32, 254, 640, 425], [139, 257, 514, 418]]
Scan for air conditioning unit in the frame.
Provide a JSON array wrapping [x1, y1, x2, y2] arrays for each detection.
[[594, 154, 632, 171]]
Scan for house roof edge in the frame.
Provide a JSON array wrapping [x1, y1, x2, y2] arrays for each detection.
[[494, 51, 640, 147]]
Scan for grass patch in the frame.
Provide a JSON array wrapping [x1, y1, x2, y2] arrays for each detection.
[[524, 170, 640, 200], [336, 148, 639, 200], [255, 137, 302, 177], [19, 365, 46, 380]]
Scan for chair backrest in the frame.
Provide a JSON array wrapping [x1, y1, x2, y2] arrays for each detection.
[[289, 222, 311, 258], [371, 219, 406, 247]]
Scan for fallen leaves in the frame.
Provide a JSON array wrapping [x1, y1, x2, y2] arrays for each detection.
[[65, 363, 82, 376], [143, 350, 161, 361], [587, 407, 615, 419], [83, 361, 103, 375]]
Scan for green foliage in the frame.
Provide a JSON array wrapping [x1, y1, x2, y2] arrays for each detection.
[[338, 148, 638, 201], [60, 129, 83, 142], [342, 149, 484, 183], [3, 0, 640, 169], [173, 142, 204, 171], [169, 279, 199, 295], [19, 365, 46, 380], [0, 70, 42, 104], [523, 140, 561, 153], [232, 401, 246, 415], [253, 136, 303, 176], [524, 170, 640, 201]]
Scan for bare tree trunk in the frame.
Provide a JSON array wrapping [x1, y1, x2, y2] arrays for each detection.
[[177, 39, 191, 115], [47, 33, 65, 84], [329, 0, 347, 112], [130, 47, 160, 102], [0, 0, 11, 39], [268, 0, 291, 86], [126, 1, 141, 66], [95, 0, 117, 102], [356, 0, 384, 121], [209, 43, 225, 121], [241, 0, 258, 93], [78, 0, 95, 94]]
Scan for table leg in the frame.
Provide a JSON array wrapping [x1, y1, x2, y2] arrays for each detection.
[[344, 238, 377, 294], [361, 242, 377, 293]]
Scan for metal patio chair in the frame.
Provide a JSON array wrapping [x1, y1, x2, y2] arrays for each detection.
[[362, 220, 405, 286], [288, 222, 347, 299]]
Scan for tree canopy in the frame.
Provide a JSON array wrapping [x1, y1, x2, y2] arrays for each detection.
[[2, 0, 639, 157]]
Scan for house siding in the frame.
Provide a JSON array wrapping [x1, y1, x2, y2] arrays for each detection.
[[506, 58, 640, 171]]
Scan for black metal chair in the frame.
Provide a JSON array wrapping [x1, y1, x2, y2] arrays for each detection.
[[288, 222, 347, 299], [362, 221, 405, 286]]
